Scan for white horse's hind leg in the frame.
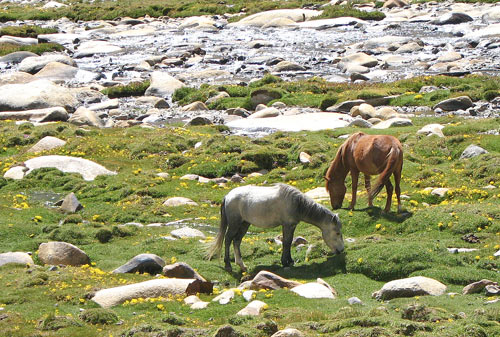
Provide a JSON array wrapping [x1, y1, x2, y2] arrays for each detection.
[[233, 222, 250, 272]]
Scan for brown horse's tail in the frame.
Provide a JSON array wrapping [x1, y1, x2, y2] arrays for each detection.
[[369, 147, 402, 200], [205, 198, 227, 260]]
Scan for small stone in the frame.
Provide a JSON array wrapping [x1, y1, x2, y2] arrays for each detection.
[[372, 276, 446, 300], [60, 192, 83, 213], [243, 290, 256, 302], [271, 328, 304, 337], [299, 152, 312, 164], [237, 300, 268, 316], [163, 262, 206, 281], [348, 297, 363, 305], [485, 285, 500, 296], [212, 289, 235, 304], [460, 144, 488, 159], [170, 227, 205, 239]]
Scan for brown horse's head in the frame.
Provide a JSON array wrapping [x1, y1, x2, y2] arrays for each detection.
[[326, 177, 346, 210]]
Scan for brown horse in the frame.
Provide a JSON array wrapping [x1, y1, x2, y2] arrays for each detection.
[[325, 132, 403, 213]]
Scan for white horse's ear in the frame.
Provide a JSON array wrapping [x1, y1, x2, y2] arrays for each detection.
[[333, 214, 341, 227]]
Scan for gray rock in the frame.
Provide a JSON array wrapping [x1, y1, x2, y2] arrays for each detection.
[[382, 0, 408, 9], [60, 192, 83, 213], [271, 328, 304, 337], [68, 106, 104, 128], [3, 155, 116, 181], [38, 241, 90, 266], [249, 40, 274, 48], [0, 252, 34, 267], [485, 285, 500, 296], [113, 253, 166, 275], [91, 278, 196, 308], [163, 197, 198, 207], [163, 262, 206, 281], [437, 52, 462, 63], [432, 12, 473, 25], [327, 99, 365, 113], [273, 61, 306, 72], [182, 101, 208, 111], [373, 118, 413, 129], [88, 99, 120, 111], [433, 96, 473, 111], [460, 144, 488, 159], [341, 52, 378, 68], [237, 300, 268, 316], [348, 297, 363, 305], [185, 116, 212, 126], [74, 40, 123, 58], [170, 227, 205, 239], [348, 117, 372, 128], [28, 139, 64, 159], [249, 107, 280, 119], [34, 61, 98, 83], [0, 51, 38, 64], [462, 279, 498, 295], [291, 282, 336, 299], [0, 80, 78, 112], [145, 72, 185, 98], [19, 55, 76, 74], [250, 270, 302, 290], [372, 276, 447, 300], [0, 107, 68, 122], [214, 325, 242, 337], [417, 124, 444, 137], [250, 89, 282, 106]]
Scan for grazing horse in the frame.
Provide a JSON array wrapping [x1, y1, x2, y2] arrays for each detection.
[[206, 184, 344, 272], [325, 132, 403, 213]]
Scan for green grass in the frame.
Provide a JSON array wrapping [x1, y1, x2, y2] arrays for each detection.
[[0, 114, 499, 336], [101, 80, 151, 98], [0, 42, 65, 57], [0, 25, 58, 38], [172, 74, 500, 110]]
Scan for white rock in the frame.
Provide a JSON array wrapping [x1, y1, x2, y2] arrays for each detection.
[[0, 252, 34, 267], [190, 301, 209, 309], [75, 40, 124, 58], [163, 197, 198, 207], [372, 118, 413, 129], [212, 289, 235, 304], [170, 227, 205, 239], [229, 9, 322, 28], [291, 282, 335, 299], [145, 72, 185, 98], [237, 300, 268, 316], [431, 188, 449, 198], [184, 295, 202, 305], [243, 290, 256, 302], [271, 328, 304, 337], [417, 124, 444, 137], [92, 278, 196, 308]]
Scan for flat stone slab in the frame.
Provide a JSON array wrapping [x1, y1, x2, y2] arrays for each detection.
[[28, 136, 66, 153], [92, 278, 196, 308], [0, 252, 34, 267], [170, 227, 206, 239], [113, 253, 166, 275], [227, 113, 352, 133], [4, 155, 116, 181]]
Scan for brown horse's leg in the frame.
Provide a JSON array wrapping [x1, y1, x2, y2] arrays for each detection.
[[383, 180, 393, 213], [394, 170, 402, 213], [364, 175, 372, 207], [349, 170, 359, 210]]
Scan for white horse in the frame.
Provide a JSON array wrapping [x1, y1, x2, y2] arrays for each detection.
[[206, 184, 344, 272]]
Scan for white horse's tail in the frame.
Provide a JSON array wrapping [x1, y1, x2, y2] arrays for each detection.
[[206, 198, 227, 260]]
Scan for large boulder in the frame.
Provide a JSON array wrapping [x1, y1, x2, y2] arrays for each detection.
[[28, 136, 67, 153], [463, 279, 498, 295], [341, 52, 378, 68], [417, 124, 445, 137], [250, 270, 302, 290], [460, 144, 488, 159], [0, 107, 68, 122], [74, 40, 124, 58], [38, 241, 90, 266], [113, 254, 166, 275], [145, 72, 185, 98], [0, 80, 78, 112], [433, 96, 473, 111], [163, 197, 198, 207], [3, 155, 116, 181], [0, 51, 38, 64], [0, 252, 34, 267], [68, 106, 104, 127], [229, 9, 322, 28], [372, 276, 447, 300], [19, 54, 76, 74], [163, 262, 206, 281], [60, 192, 83, 213], [431, 12, 473, 25], [92, 278, 196, 308], [34, 61, 99, 83]]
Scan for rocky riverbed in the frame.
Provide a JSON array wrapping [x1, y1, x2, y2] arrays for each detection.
[[0, 0, 499, 135]]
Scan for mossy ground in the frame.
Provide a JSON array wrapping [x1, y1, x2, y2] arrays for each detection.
[[174, 74, 500, 111], [0, 114, 499, 336]]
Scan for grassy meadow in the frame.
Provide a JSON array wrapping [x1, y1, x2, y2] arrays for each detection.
[[0, 111, 499, 336]]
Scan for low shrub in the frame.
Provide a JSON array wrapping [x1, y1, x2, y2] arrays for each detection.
[[79, 308, 119, 325]]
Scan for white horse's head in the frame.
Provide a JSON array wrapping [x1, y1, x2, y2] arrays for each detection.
[[321, 214, 344, 254]]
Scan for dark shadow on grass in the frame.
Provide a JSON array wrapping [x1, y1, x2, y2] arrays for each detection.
[[249, 253, 347, 280], [358, 206, 413, 223]]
